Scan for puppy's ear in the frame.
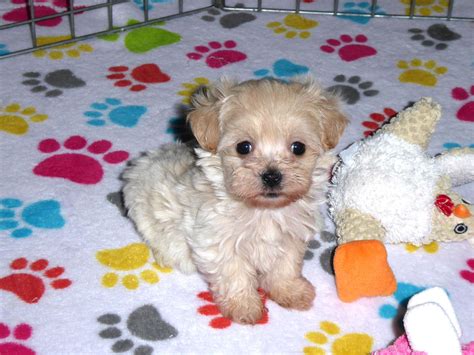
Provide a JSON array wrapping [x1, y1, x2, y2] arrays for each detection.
[[318, 92, 349, 150], [298, 78, 349, 151], [187, 78, 235, 153]]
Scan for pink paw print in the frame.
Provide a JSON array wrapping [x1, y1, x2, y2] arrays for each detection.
[[452, 85, 474, 122], [186, 40, 247, 69], [0, 323, 35, 355], [33, 136, 129, 185], [320, 34, 377, 62], [3, 0, 83, 27], [460, 258, 474, 283], [0, 258, 71, 304]]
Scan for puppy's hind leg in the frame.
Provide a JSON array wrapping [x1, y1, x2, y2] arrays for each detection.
[[122, 144, 197, 274]]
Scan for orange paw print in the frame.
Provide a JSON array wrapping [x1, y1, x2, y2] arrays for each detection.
[[197, 288, 269, 329], [362, 107, 397, 137]]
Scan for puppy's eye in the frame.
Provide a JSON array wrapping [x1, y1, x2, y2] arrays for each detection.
[[291, 142, 306, 156], [236, 141, 252, 155]]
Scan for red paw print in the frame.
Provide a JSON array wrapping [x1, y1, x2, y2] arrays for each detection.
[[107, 64, 170, 92], [197, 289, 269, 329], [460, 259, 474, 283], [0, 258, 71, 303], [362, 107, 397, 137], [0, 323, 35, 355], [33, 136, 129, 185]]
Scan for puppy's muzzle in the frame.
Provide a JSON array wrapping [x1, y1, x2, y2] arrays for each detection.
[[261, 169, 282, 189]]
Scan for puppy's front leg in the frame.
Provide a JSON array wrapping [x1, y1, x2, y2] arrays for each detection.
[[206, 258, 264, 325], [260, 241, 315, 310]]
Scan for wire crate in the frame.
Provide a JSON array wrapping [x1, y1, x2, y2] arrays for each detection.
[[0, 0, 472, 59]]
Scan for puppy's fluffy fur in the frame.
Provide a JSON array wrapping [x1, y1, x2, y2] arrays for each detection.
[[122, 77, 348, 324]]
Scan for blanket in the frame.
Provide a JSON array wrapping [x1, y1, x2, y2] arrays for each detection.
[[0, 0, 473, 354]]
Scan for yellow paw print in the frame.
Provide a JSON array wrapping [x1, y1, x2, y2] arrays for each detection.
[[96, 243, 172, 290], [304, 321, 373, 355], [400, 0, 449, 16], [405, 241, 439, 254], [267, 14, 318, 39], [178, 77, 209, 105], [0, 103, 48, 135], [33, 36, 93, 60], [397, 59, 447, 87]]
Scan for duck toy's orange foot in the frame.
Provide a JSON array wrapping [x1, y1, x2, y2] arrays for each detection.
[[334, 240, 397, 302]]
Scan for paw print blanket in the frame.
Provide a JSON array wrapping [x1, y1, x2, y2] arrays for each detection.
[[0, 0, 473, 354]]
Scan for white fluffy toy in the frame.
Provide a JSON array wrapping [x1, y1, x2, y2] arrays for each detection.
[[328, 97, 474, 302], [375, 287, 474, 355]]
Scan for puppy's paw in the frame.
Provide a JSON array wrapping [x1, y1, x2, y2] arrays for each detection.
[[269, 277, 315, 310], [220, 293, 264, 325]]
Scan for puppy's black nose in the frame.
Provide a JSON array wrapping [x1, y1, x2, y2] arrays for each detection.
[[261, 169, 282, 188]]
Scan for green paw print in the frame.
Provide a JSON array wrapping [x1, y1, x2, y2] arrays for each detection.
[[100, 20, 181, 54]]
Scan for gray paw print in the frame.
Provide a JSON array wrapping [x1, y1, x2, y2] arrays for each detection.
[[304, 231, 337, 275], [201, 3, 256, 29], [326, 75, 378, 105], [408, 24, 461, 50], [98, 305, 178, 354], [22, 69, 86, 97]]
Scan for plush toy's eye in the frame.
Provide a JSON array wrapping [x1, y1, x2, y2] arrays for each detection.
[[236, 141, 252, 155], [291, 142, 306, 156], [454, 223, 468, 234]]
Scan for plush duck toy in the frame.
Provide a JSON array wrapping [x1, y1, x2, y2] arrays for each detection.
[[328, 97, 474, 302]]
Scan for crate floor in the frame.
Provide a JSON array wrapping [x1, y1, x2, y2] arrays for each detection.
[[0, 2, 473, 354]]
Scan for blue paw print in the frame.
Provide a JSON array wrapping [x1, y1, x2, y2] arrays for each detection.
[[443, 142, 474, 150], [338, 2, 386, 24], [132, 0, 174, 10], [378, 282, 426, 319], [254, 59, 309, 79], [166, 116, 194, 143], [84, 98, 147, 127], [0, 43, 10, 56], [0, 198, 65, 238]]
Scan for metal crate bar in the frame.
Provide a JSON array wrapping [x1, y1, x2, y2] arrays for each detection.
[[0, 2, 213, 59], [219, 0, 472, 21], [0, 0, 472, 60], [68, 0, 76, 39], [27, 0, 37, 48], [107, 0, 115, 31], [0, 0, 128, 30]]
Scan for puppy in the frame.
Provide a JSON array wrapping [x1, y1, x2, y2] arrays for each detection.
[[122, 77, 348, 324]]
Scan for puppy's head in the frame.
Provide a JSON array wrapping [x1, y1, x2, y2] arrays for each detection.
[[188, 77, 348, 208]]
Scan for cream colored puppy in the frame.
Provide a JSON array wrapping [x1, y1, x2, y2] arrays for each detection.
[[122, 77, 348, 324]]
